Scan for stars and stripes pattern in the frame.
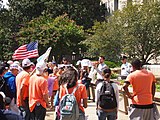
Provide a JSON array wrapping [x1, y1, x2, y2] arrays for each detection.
[[12, 41, 39, 60]]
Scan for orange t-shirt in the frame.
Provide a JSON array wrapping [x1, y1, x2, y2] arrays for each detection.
[[29, 74, 48, 112], [16, 71, 30, 107], [126, 69, 156, 105], [59, 83, 87, 112], [53, 78, 59, 91]]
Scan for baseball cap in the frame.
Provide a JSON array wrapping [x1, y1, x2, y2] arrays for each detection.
[[7, 60, 14, 65], [13, 61, 20, 66], [10, 63, 19, 70], [22, 59, 33, 68], [36, 62, 47, 75]]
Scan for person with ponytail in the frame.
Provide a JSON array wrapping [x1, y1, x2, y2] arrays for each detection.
[[96, 68, 119, 120], [59, 67, 88, 120]]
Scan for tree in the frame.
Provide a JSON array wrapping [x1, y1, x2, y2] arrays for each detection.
[[8, 0, 106, 30], [84, 2, 160, 64], [118, 2, 160, 64], [44, 0, 106, 29], [83, 19, 123, 62], [16, 14, 86, 62]]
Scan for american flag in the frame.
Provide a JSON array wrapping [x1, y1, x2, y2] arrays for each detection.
[[12, 41, 39, 60]]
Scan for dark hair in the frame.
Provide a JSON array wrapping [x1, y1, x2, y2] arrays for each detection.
[[23, 66, 31, 70], [100, 56, 105, 60], [131, 59, 141, 70], [102, 68, 111, 79], [0, 66, 5, 75], [59, 67, 78, 89], [121, 56, 127, 60]]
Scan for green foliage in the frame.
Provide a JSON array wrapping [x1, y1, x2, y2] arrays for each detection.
[[111, 73, 119, 79], [84, 2, 160, 64], [157, 84, 160, 92], [16, 14, 86, 61], [105, 61, 120, 68], [8, 0, 106, 30]]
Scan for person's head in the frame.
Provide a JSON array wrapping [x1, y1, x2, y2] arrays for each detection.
[[131, 59, 142, 71], [59, 67, 78, 89], [102, 68, 112, 80], [121, 56, 127, 64], [98, 56, 105, 64], [10, 63, 19, 76], [53, 66, 59, 75], [0, 64, 8, 77], [36, 62, 48, 77], [62, 57, 68, 64], [22, 58, 33, 72], [48, 61, 56, 69]]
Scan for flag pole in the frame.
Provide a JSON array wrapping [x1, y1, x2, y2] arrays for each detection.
[[30, 47, 52, 76]]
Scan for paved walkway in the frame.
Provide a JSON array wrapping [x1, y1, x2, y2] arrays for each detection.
[[45, 101, 129, 120], [45, 85, 160, 120]]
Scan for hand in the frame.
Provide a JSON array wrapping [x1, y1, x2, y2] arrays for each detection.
[[128, 94, 134, 99], [46, 103, 50, 108]]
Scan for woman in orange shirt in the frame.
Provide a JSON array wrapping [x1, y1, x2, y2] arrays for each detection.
[[59, 67, 88, 120]]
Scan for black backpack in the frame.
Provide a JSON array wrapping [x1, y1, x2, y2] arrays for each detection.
[[0, 77, 12, 99], [97, 81, 117, 109]]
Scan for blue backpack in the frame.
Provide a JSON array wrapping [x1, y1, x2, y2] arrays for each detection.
[[59, 85, 79, 120]]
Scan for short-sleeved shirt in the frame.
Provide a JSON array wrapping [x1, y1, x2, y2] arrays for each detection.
[[96, 63, 107, 79], [29, 74, 48, 112], [16, 71, 30, 107], [126, 69, 156, 105], [53, 77, 59, 91], [59, 83, 87, 112], [121, 62, 132, 76]]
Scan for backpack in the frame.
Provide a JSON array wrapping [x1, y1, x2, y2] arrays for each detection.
[[1, 77, 13, 99], [59, 85, 79, 120], [0, 77, 12, 98], [97, 81, 117, 109]]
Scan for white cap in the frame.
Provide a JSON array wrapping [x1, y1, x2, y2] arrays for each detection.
[[76, 60, 81, 66], [7, 60, 14, 65], [36, 62, 47, 75], [10, 63, 19, 70], [22, 58, 33, 68], [13, 61, 20, 66], [81, 59, 92, 67]]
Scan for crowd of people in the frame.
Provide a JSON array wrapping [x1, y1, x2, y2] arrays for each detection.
[[0, 56, 159, 120]]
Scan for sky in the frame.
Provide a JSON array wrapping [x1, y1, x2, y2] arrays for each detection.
[[2, 0, 8, 7]]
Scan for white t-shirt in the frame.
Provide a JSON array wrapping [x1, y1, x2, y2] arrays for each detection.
[[121, 62, 132, 76], [95, 81, 119, 109], [95, 63, 107, 79]]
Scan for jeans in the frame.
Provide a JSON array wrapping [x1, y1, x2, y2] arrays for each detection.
[[78, 109, 85, 120], [30, 104, 46, 120], [97, 109, 117, 120], [23, 98, 31, 120]]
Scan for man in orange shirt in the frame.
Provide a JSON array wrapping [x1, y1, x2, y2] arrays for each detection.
[[16, 58, 33, 120], [123, 59, 159, 120], [29, 61, 49, 120]]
